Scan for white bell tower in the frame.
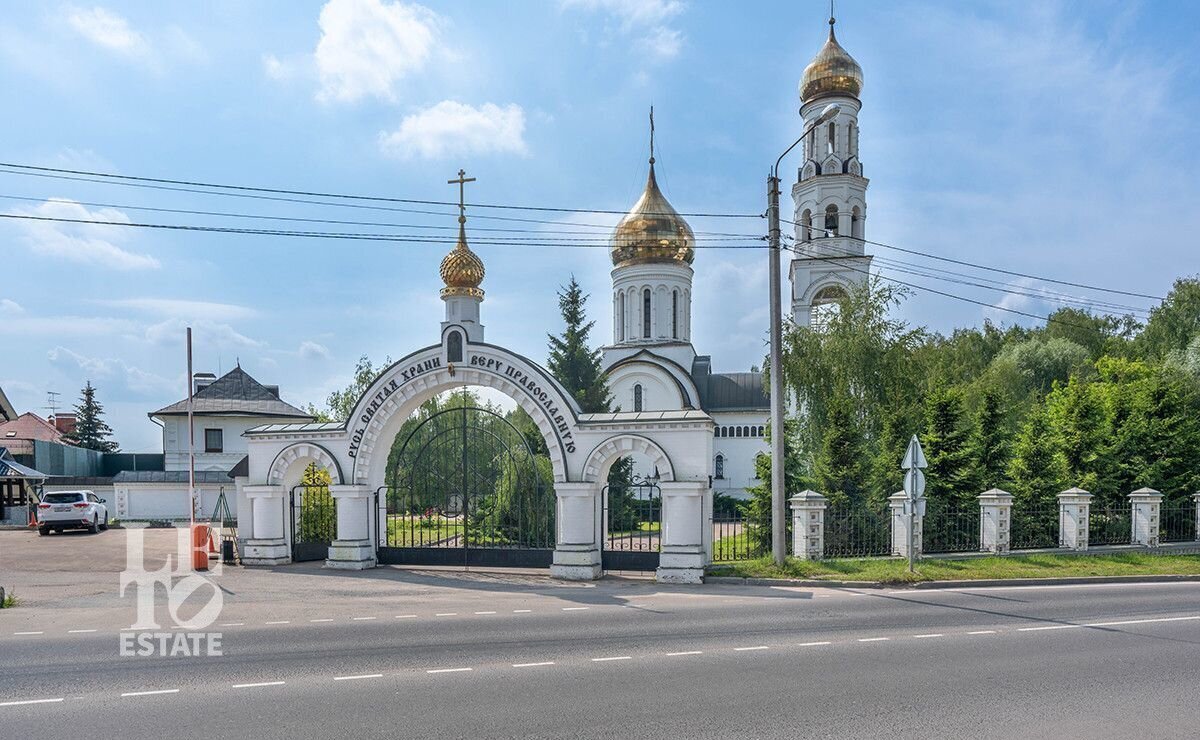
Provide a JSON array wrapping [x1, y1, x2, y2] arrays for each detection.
[[789, 14, 873, 328]]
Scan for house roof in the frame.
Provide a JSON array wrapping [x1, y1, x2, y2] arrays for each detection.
[[112, 470, 233, 484], [0, 412, 69, 443], [228, 455, 249, 479], [690, 357, 769, 412], [0, 447, 47, 480], [0, 385, 15, 422], [151, 366, 312, 419]]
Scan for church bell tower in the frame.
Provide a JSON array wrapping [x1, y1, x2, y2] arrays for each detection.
[[789, 13, 873, 328]]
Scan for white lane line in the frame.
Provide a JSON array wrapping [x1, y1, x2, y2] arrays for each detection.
[[435, 613, 458, 617], [666, 651, 702, 656], [219, 622, 244, 627], [351, 617, 377, 621], [512, 661, 555, 668], [914, 633, 944, 639], [68, 629, 97, 634], [858, 637, 890, 642], [734, 646, 770, 651], [1019, 615, 1200, 632], [562, 607, 589, 611], [968, 630, 997, 635], [815, 594, 832, 598], [264, 620, 290, 625], [333, 674, 383, 681], [121, 689, 179, 697], [0, 697, 63, 707], [591, 656, 632, 662], [13, 631, 44, 635], [513, 609, 532, 613], [474, 611, 497, 615], [426, 667, 473, 674], [310, 618, 334, 623], [1018, 624, 1079, 632], [395, 614, 417, 619], [799, 641, 832, 646], [232, 681, 285, 689]]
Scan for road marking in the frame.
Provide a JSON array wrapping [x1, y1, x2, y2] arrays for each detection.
[[666, 651, 702, 656], [265, 620, 290, 625], [395, 614, 417, 619], [426, 668, 473, 674], [858, 637, 890, 642], [232, 681, 285, 689], [435, 612, 458, 617], [474, 611, 496, 615], [1017, 625, 1078, 632], [512, 661, 555, 668], [735, 646, 770, 651], [1020, 615, 1200, 632], [219, 622, 244, 627], [815, 594, 832, 598], [310, 618, 334, 623], [592, 656, 632, 662], [121, 689, 179, 697], [968, 630, 997, 635], [914, 633, 944, 639], [0, 698, 63, 707], [68, 629, 97, 634], [352, 617, 377, 621], [799, 641, 832, 646], [13, 631, 44, 635], [562, 607, 589, 611], [334, 674, 383, 681], [513, 609, 532, 613]]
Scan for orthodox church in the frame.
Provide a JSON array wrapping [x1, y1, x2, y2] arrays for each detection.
[[600, 15, 870, 498]]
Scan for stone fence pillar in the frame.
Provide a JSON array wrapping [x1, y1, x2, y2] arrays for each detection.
[[241, 484, 290, 566], [978, 488, 1013, 554], [657, 481, 707, 584], [889, 491, 924, 559], [326, 484, 376, 570], [552, 482, 601, 581], [1058, 488, 1092, 551], [1129, 487, 1163, 548], [789, 490, 827, 560]]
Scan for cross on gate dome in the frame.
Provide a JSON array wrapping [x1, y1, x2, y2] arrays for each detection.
[[799, 16, 863, 103]]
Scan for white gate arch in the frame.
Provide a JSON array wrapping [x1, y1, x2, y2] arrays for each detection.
[[267, 442, 344, 488], [581, 434, 675, 484]]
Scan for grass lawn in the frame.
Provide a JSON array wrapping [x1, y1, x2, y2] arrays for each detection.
[[386, 516, 464, 546], [707, 552, 1200, 584]]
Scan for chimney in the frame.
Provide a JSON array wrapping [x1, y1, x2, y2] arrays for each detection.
[[193, 372, 217, 394], [52, 412, 77, 436]]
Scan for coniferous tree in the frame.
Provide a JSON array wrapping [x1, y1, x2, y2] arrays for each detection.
[[922, 386, 971, 508], [547, 276, 611, 413], [966, 388, 1011, 492], [1047, 376, 1112, 499], [65, 381, 118, 452], [1006, 403, 1067, 510], [813, 388, 866, 506]]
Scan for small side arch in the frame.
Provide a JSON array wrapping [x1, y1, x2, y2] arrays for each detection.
[[582, 434, 675, 484], [267, 442, 344, 487]]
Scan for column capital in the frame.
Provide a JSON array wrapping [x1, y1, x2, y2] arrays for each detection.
[[978, 488, 1013, 504], [1128, 487, 1163, 502], [329, 484, 373, 499], [554, 482, 597, 497], [1057, 487, 1092, 503], [789, 490, 827, 509], [243, 484, 285, 499]]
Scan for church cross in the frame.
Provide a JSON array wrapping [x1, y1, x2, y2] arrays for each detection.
[[448, 168, 476, 219]]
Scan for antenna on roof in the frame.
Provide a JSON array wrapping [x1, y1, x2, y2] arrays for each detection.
[[44, 390, 61, 418]]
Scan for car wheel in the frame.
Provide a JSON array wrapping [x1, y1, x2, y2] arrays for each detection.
[[38, 526, 49, 536], [89, 515, 99, 534], [100, 514, 109, 532]]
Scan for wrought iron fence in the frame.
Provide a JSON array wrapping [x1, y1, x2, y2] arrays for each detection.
[[823, 502, 891, 558], [1089, 506, 1132, 546], [1160, 502, 1197, 543], [711, 512, 767, 562], [923, 506, 981, 554], [1011, 506, 1060, 550]]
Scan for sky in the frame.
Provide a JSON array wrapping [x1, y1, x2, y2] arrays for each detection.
[[1, 0, 1198, 453]]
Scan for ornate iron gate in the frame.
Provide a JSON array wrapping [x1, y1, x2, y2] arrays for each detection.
[[602, 476, 661, 571], [290, 484, 335, 562], [377, 405, 555, 567]]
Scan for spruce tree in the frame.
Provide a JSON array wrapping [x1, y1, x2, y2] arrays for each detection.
[[922, 386, 971, 508], [813, 388, 866, 507], [1006, 403, 1066, 510], [966, 388, 1011, 492], [65, 381, 118, 452], [546, 276, 611, 413]]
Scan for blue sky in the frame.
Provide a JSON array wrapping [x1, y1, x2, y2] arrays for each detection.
[[1, 0, 1197, 452]]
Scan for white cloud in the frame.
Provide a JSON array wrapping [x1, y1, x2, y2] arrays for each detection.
[[97, 298, 256, 322], [145, 318, 262, 350], [299, 340, 332, 360], [262, 53, 295, 81], [636, 26, 683, 60], [560, 0, 685, 60], [10, 199, 159, 270], [0, 298, 23, 315], [379, 101, 528, 159], [47, 345, 176, 397], [314, 0, 440, 103], [65, 5, 149, 57]]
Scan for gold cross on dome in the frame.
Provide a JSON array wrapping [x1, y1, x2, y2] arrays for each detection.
[[448, 168, 476, 218]]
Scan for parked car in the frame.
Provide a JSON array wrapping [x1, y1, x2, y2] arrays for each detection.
[[36, 491, 109, 535]]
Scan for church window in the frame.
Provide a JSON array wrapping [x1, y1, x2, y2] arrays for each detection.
[[800, 209, 812, 243], [758, 426, 765, 436], [617, 293, 625, 342], [714, 454, 725, 480], [827, 121, 836, 155], [734, 426, 742, 438], [447, 331, 463, 363], [807, 127, 815, 160], [851, 206, 862, 240], [824, 205, 839, 237], [642, 288, 651, 339], [672, 290, 679, 339], [849, 122, 857, 157], [633, 384, 643, 412]]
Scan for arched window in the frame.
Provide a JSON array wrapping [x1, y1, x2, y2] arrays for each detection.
[[672, 289, 679, 339], [642, 288, 651, 339], [848, 121, 857, 157], [811, 285, 848, 331], [714, 454, 725, 480], [824, 205, 839, 237], [757, 426, 765, 436], [734, 426, 742, 438], [446, 330, 463, 363], [827, 121, 836, 155], [800, 209, 812, 243], [743, 425, 750, 437], [807, 126, 815, 160], [851, 206, 863, 239], [633, 384, 643, 412], [617, 293, 625, 341]]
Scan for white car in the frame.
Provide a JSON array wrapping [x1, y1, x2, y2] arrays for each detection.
[[37, 490, 109, 535]]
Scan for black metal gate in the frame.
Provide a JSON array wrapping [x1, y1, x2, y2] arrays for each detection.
[[377, 405, 555, 567], [290, 484, 335, 562], [602, 476, 661, 571]]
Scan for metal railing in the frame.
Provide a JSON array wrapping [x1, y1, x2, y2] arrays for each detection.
[[923, 506, 981, 554], [711, 512, 768, 562], [1160, 503, 1197, 543], [1011, 506, 1060, 550], [1089, 506, 1133, 546], [823, 503, 891, 558]]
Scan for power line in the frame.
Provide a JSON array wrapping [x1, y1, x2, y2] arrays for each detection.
[[0, 161, 762, 219]]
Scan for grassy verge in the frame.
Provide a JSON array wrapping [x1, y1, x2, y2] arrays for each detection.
[[1, 588, 18, 608], [707, 552, 1200, 584]]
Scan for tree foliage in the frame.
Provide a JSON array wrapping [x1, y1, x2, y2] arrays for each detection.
[[64, 381, 118, 452], [547, 276, 611, 413]]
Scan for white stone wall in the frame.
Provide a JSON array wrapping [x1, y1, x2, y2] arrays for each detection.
[[110, 483, 230, 520], [711, 412, 768, 498], [611, 262, 693, 344], [161, 415, 307, 472]]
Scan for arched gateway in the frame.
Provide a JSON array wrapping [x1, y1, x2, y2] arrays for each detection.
[[233, 171, 714, 583]]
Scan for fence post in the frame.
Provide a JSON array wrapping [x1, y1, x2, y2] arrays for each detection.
[[889, 491, 923, 559], [978, 488, 1013, 554], [1194, 493, 1200, 543], [1129, 487, 1163, 548], [1057, 488, 1092, 551], [789, 490, 827, 560]]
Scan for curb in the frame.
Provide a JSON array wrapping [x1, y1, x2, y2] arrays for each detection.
[[705, 573, 1200, 589]]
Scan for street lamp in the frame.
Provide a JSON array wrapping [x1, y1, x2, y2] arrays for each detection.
[[766, 102, 840, 567]]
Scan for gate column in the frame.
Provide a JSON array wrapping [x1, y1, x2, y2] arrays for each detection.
[[326, 484, 377, 570], [242, 484, 290, 566], [657, 481, 707, 584], [552, 482, 602, 580]]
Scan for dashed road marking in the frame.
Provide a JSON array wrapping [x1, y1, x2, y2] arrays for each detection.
[[219, 622, 244, 627], [512, 661, 555, 668], [914, 633, 944, 639], [858, 637, 890, 642], [562, 607, 589, 611], [310, 618, 334, 623], [352, 617, 377, 621], [232, 681, 285, 689], [334, 674, 383, 681], [734, 646, 770, 651], [666, 651, 702, 656], [1018, 625, 1077, 632], [395, 615, 417, 619], [435, 613, 458, 617], [265, 620, 290, 625], [799, 641, 832, 646], [121, 689, 179, 697], [1019, 615, 1200, 632], [592, 656, 632, 662], [0, 697, 63, 707], [13, 631, 44, 636], [968, 630, 997, 635], [474, 611, 496, 615], [513, 609, 532, 613], [426, 667, 472, 674], [67, 629, 97, 634]]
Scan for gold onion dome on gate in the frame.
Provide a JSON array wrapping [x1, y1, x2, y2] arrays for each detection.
[[799, 17, 863, 103], [440, 216, 485, 298], [610, 160, 695, 268]]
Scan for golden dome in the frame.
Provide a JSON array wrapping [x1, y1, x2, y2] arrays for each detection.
[[610, 161, 695, 268], [799, 19, 863, 103], [440, 216, 484, 298]]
